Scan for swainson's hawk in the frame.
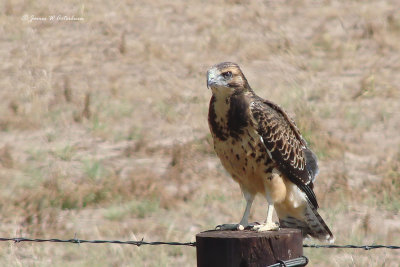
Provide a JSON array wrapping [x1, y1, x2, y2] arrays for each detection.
[[207, 62, 334, 242]]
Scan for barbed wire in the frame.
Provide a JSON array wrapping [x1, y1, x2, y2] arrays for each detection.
[[0, 237, 399, 251], [303, 244, 400, 250], [0, 237, 195, 247]]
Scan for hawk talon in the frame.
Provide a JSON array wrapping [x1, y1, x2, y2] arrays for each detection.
[[215, 224, 245, 231], [244, 222, 260, 230], [252, 222, 280, 232]]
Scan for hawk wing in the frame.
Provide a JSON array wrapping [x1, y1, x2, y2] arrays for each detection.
[[250, 99, 319, 208]]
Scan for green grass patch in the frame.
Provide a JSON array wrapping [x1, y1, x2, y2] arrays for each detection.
[[83, 159, 108, 181], [104, 199, 160, 221], [54, 144, 76, 161]]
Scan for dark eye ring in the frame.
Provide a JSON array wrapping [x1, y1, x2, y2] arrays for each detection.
[[222, 71, 232, 79]]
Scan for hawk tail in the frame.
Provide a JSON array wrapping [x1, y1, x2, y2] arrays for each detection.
[[279, 202, 334, 243]]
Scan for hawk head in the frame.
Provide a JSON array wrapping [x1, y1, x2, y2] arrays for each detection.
[[207, 62, 252, 97]]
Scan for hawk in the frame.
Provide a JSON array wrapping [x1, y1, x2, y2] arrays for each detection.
[[207, 62, 334, 242]]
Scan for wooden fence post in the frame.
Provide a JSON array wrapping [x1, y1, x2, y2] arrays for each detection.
[[196, 228, 303, 267]]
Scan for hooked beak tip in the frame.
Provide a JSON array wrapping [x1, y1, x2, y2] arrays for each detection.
[[207, 68, 217, 90]]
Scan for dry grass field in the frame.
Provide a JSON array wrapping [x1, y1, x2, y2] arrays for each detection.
[[0, 0, 399, 266]]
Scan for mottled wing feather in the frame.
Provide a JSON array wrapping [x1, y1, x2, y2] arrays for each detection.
[[251, 100, 319, 208], [262, 99, 307, 147]]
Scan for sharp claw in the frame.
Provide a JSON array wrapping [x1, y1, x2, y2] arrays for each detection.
[[252, 222, 279, 232], [215, 224, 245, 231]]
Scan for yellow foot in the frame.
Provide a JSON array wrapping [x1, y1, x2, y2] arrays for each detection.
[[252, 222, 279, 232]]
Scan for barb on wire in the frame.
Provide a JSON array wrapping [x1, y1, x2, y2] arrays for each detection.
[[0, 237, 196, 247], [303, 244, 400, 250]]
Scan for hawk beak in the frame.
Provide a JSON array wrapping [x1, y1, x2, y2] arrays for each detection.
[[207, 68, 217, 89], [207, 70, 210, 89]]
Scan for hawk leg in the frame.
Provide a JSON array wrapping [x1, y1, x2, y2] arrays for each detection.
[[252, 203, 279, 232], [216, 190, 254, 231]]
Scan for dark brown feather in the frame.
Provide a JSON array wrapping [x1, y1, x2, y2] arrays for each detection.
[[208, 96, 228, 141], [227, 93, 250, 140], [208, 94, 250, 142], [250, 99, 319, 208]]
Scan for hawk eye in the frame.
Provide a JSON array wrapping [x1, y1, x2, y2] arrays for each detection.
[[222, 71, 232, 79]]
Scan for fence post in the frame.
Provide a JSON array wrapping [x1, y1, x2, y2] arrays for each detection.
[[196, 228, 303, 267]]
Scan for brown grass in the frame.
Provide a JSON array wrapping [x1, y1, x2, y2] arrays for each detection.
[[0, 0, 399, 266]]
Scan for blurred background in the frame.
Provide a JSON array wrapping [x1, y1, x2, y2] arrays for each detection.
[[0, 0, 399, 266]]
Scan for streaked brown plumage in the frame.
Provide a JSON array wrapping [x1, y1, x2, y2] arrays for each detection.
[[207, 62, 334, 242]]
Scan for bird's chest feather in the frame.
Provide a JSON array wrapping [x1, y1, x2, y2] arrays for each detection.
[[208, 94, 249, 141], [209, 95, 274, 193], [214, 128, 270, 177]]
